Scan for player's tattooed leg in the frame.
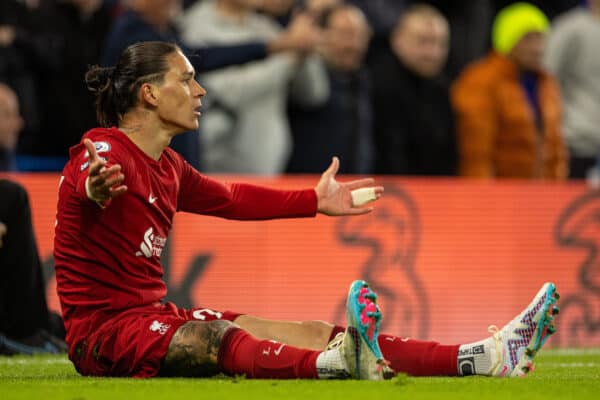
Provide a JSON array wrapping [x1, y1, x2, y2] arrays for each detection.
[[160, 320, 235, 377]]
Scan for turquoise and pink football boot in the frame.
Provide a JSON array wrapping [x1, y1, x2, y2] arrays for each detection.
[[337, 280, 395, 380]]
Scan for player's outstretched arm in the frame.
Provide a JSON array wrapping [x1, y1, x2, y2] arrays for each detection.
[[314, 157, 383, 216], [83, 138, 127, 204]]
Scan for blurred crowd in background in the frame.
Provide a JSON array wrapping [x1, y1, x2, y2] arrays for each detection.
[[1, 0, 598, 180]]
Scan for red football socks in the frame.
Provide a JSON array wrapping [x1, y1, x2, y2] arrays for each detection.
[[217, 326, 459, 378], [218, 328, 319, 379], [330, 326, 459, 376]]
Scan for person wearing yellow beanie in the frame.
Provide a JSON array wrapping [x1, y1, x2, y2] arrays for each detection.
[[450, 2, 567, 179], [492, 2, 550, 55], [492, 2, 550, 73]]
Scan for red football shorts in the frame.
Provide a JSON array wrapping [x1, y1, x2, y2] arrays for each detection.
[[69, 302, 242, 377]]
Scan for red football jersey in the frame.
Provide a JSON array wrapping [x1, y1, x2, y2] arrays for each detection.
[[54, 127, 317, 346]]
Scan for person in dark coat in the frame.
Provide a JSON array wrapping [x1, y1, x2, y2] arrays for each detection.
[[30, 0, 115, 161], [0, 0, 117, 169], [371, 3, 457, 175], [287, 3, 374, 174]]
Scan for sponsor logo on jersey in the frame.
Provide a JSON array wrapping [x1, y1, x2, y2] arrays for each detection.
[[135, 227, 167, 258], [148, 194, 158, 204], [84, 141, 111, 158], [149, 320, 171, 335]]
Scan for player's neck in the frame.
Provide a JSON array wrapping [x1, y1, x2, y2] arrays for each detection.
[[119, 114, 170, 161]]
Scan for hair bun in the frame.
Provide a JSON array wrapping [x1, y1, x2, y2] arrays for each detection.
[[85, 66, 116, 93]]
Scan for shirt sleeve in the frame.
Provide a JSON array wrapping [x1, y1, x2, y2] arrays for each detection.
[[177, 161, 317, 220]]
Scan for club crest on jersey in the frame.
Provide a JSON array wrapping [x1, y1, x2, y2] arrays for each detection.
[[135, 227, 167, 258], [84, 141, 111, 158], [149, 320, 171, 335]]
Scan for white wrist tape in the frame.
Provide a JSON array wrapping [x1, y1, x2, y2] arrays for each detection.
[[351, 188, 377, 207]]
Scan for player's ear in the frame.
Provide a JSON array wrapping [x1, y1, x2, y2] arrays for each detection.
[[140, 83, 159, 107]]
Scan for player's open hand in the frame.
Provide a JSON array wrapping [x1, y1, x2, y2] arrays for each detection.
[[83, 138, 127, 203], [314, 157, 383, 216]]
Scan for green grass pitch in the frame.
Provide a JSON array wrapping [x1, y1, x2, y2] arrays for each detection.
[[2, 349, 599, 400]]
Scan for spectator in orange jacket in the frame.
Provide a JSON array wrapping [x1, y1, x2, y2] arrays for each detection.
[[451, 2, 568, 179]]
